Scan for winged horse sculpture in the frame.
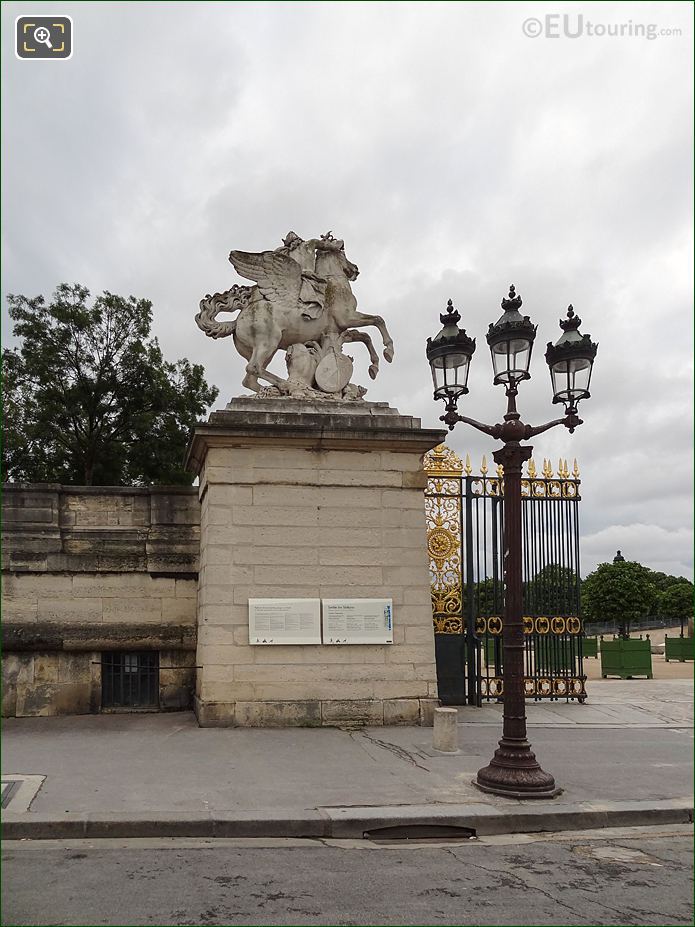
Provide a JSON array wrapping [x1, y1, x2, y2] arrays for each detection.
[[195, 233, 394, 397]]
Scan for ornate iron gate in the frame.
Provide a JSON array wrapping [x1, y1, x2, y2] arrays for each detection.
[[425, 444, 586, 705]]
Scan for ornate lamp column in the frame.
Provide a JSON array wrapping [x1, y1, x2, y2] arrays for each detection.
[[426, 287, 598, 798], [612, 550, 628, 638]]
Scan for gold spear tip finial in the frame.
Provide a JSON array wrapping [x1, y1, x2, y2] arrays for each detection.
[[528, 458, 537, 478], [573, 458, 580, 478], [464, 453, 472, 475], [481, 455, 488, 475]]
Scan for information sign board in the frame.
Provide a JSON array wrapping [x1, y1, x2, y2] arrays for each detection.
[[322, 598, 394, 644], [248, 598, 322, 645]]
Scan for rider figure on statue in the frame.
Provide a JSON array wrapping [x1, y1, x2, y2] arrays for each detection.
[[276, 231, 344, 321]]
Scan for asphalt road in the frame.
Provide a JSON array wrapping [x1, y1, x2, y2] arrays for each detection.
[[2, 825, 692, 926]]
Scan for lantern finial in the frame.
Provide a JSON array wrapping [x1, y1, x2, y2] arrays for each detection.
[[501, 284, 523, 312]]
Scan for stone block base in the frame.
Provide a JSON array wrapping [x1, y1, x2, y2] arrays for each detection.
[[194, 696, 438, 728], [188, 399, 444, 728]]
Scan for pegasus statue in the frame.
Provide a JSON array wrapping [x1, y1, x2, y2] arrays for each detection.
[[195, 231, 394, 399]]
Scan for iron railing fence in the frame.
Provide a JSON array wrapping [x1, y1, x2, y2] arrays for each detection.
[[425, 445, 586, 705]]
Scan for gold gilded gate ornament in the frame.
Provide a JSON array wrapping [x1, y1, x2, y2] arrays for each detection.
[[427, 528, 456, 564], [477, 615, 581, 635], [433, 615, 463, 634], [487, 616, 503, 635], [424, 443, 463, 476], [431, 584, 462, 615], [484, 676, 586, 699]]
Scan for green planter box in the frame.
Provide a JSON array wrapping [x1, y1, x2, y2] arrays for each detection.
[[600, 637, 653, 679], [665, 635, 695, 662], [582, 636, 598, 659]]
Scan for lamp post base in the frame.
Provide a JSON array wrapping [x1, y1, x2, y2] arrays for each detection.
[[474, 738, 561, 799]]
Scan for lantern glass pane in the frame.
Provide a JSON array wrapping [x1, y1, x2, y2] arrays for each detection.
[[431, 363, 445, 393], [491, 337, 532, 383], [551, 356, 593, 402], [431, 351, 470, 400]]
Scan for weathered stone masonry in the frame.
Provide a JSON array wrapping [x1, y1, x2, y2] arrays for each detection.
[[1, 484, 199, 717]]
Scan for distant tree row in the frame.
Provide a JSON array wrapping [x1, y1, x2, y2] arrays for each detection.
[[2, 284, 218, 486], [581, 560, 693, 635], [470, 561, 693, 633]]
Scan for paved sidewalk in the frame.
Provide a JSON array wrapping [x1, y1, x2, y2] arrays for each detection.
[[2, 680, 692, 840]]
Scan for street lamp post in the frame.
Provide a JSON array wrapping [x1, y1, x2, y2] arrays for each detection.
[[612, 550, 629, 638], [426, 286, 598, 798]]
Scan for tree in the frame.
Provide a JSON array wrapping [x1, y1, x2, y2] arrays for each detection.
[[658, 582, 694, 628], [473, 577, 503, 616], [2, 283, 218, 486], [581, 560, 658, 639], [472, 564, 581, 618], [524, 563, 579, 615], [649, 571, 691, 592]]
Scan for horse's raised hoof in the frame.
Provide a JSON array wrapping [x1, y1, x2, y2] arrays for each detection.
[[384, 346, 394, 363], [368, 364, 379, 380]]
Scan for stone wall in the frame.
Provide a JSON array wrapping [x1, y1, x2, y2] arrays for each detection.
[[2, 484, 199, 717], [2, 412, 445, 728]]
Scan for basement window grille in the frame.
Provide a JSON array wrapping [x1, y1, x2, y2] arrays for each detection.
[[101, 652, 159, 709]]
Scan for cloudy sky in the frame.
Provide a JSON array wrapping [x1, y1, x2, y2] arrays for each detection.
[[2, 1, 693, 578]]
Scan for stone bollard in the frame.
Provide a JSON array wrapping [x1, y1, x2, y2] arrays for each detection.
[[432, 707, 459, 753]]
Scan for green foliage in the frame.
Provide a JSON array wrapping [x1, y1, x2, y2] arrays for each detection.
[[2, 283, 218, 486], [658, 582, 694, 621], [582, 560, 658, 638], [472, 564, 580, 617], [649, 571, 691, 592], [472, 577, 502, 616], [524, 563, 579, 615]]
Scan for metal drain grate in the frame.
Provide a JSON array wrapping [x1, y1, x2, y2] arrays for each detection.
[[364, 824, 477, 843], [1, 780, 22, 809]]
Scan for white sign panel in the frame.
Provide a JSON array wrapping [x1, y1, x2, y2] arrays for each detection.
[[322, 599, 393, 645], [249, 599, 321, 645]]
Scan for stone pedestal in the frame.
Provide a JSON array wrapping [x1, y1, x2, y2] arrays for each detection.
[[185, 398, 445, 727]]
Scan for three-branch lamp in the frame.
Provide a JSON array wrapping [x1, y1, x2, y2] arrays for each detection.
[[426, 289, 598, 425], [424, 284, 599, 800]]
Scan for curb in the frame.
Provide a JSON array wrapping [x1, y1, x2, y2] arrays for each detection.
[[2, 798, 692, 841]]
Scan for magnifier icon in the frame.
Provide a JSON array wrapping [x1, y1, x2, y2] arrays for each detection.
[[33, 26, 53, 49]]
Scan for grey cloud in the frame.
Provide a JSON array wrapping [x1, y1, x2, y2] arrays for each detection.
[[2, 0, 692, 578]]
